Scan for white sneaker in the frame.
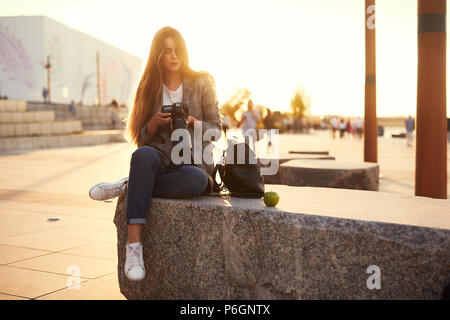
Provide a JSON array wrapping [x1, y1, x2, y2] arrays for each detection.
[[89, 177, 128, 201], [124, 242, 146, 281]]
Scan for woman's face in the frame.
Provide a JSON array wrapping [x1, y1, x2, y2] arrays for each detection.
[[161, 37, 181, 73]]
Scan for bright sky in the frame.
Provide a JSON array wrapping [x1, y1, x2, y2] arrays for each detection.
[[1, 0, 448, 117]]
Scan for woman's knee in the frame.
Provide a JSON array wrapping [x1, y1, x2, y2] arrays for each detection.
[[185, 166, 208, 195], [131, 146, 160, 166]]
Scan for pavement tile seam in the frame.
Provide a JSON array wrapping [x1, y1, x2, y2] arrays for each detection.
[[3, 204, 115, 216], [0, 265, 90, 299], [0, 218, 115, 234], [32, 279, 91, 300], [0, 229, 55, 241], [0, 227, 81, 241], [34, 283, 125, 300], [0, 242, 117, 265], [30, 228, 116, 243], [0, 292, 31, 300], [0, 188, 118, 209], [0, 243, 54, 254], [56, 240, 118, 249], [16, 208, 115, 222], [53, 252, 118, 262], [0, 204, 115, 218], [0, 235, 96, 253], [52, 250, 118, 262], [0, 208, 115, 221], [92, 271, 119, 283], [51, 251, 115, 260], [4, 264, 97, 281], [32, 223, 116, 233], [8, 251, 117, 278], [1, 253, 55, 266], [49, 242, 101, 254], [55, 239, 114, 248]]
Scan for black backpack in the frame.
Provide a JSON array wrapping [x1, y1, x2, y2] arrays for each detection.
[[212, 141, 265, 198]]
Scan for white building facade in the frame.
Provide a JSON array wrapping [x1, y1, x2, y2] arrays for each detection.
[[0, 16, 142, 106]]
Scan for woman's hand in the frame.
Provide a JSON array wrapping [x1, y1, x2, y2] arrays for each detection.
[[186, 115, 198, 127], [146, 107, 171, 137]]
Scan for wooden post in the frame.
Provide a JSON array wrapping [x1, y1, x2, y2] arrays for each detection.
[[416, 0, 447, 199], [96, 51, 101, 106], [364, 0, 378, 163]]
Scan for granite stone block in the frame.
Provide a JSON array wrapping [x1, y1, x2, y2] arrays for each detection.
[[0, 124, 14, 137], [279, 160, 379, 191], [11, 112, 24, 123], [0, 112, 12, 123], [27, 123, 41, 136], [113, 186, 450, 300], [14, 123, 28, 136], [40, 123, 52, 136], [258, 154, 336, 184], [23, 112, 36, 123]]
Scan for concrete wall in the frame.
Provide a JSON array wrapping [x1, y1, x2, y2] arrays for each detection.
[[0, 16, 142, 106], [0, 99, 126, 151], [26, 102, 127, 130], [0, 16, 45, 100]]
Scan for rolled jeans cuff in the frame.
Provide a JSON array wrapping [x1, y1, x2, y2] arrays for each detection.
[[127, 218, 147, 225]]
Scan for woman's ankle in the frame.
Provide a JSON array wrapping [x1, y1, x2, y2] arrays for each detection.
[[127, 224, 144, 243]]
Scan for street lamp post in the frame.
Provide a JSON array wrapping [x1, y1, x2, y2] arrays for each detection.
[[416, 0, 447, 199], [97, 51, 101, 106]]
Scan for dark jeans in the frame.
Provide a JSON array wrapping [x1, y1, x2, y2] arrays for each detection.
[[126, 146, 208, 225]]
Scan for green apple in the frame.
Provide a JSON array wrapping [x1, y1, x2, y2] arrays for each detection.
[[264, 191, 279, 207]]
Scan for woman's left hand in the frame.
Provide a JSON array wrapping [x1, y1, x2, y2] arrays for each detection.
[[186, 116, 198, 127]]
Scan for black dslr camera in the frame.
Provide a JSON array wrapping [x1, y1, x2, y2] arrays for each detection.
[[161, 102, 189, 131]]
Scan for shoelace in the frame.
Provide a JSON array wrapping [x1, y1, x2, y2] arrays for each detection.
[[127, 245, 144, 272]]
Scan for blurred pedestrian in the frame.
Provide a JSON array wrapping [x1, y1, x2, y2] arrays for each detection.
[[111, 99, 120, 129], [287, 117, 293, 133], [221, 114, 231, 138], [351, 118, 357, 138], [346, 119, 351, 136], [339, 119, 346, 139], [263, 108, 276, 152], [356, 117, 363, 139], [405, 115, 415, 147], [282, 117, 288, 133], [447, 118, 450, 142], [42, 87, 48, 104], [330, 116, 338, 139], [68, 100, 77, 117], [238, 99, 260, 151]]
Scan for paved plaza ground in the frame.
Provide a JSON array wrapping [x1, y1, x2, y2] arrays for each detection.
[[0, 129, 449, 299]]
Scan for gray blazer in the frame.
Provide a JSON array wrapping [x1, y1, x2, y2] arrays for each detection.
[[139, 74, 222, 194]]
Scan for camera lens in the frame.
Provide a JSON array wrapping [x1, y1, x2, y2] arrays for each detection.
[[173, 118, 187, 131]]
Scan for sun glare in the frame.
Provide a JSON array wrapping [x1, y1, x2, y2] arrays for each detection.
[[1, 0, 448, 117]]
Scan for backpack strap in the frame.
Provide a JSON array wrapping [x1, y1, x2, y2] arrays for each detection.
[[212, 163, 224, 193]]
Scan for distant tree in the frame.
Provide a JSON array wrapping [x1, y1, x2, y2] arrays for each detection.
[[220, 87, 252, 121], [290, 87, 311, 118]]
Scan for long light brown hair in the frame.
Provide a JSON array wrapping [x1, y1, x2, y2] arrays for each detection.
[[127, 26, 213, 146]]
